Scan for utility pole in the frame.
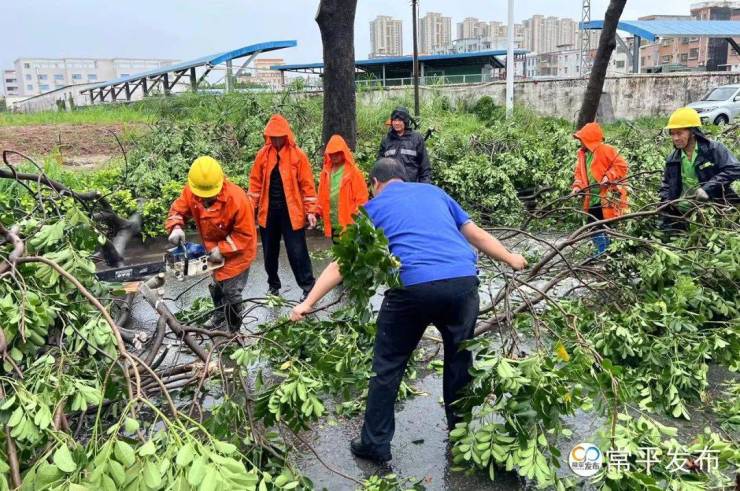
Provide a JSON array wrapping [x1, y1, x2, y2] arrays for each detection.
[[411, 0, 420, 118], [505, 0, 514, 117]]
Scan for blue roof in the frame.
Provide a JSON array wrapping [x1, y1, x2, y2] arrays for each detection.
[[581, 20, 740, 42], [274, 49, 528, 71], [83, 40, 297, 91]]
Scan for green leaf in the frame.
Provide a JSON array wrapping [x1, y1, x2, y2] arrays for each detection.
[[7, 407, 23, 427], [187, 456, 208, 487], [175, 443, 195, 468], [214, 440, 236, 455], [53, 445, 77, 474], [449, 427, 467, 439], [537, 433, 547, 447], [35, 462, 63, 488], [0, 395, 16, 410], [108, 460, 126, 486], [139, 440, 157, 457], [101, 474, 117, 491], [274, 474, 289, 487], [143, 460, 162, 489], [124, 417, 140, 434], [199, 467, 219, 491], [33, 405, 53, 430], [114, 440, 136, 467]]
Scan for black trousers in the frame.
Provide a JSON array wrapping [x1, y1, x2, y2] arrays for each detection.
[[361, 276, 479, 455], [209, 268, 249, 332], [259, 206, 315, 292], [586, 205, 604, 227], [658, 205, 689, 234]]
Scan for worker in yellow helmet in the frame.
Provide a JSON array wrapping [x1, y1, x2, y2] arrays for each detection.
[[165, 157, 257, 331], [659, 107, 740, 232]]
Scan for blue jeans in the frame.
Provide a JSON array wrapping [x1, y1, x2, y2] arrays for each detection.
[[587, 206, 611, 254]]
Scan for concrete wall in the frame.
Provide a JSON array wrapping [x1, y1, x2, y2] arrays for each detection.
[[357, 72, 740, 121]]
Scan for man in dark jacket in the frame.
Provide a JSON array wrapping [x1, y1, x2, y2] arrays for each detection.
[[378, 106, 432, 183], [660, 107, 740, 231]]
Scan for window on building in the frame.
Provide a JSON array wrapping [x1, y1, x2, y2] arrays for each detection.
[[680, 53, 689, 63], [87, 74, 98, 81], [662, 55, 672, 64], [641, 56, 646, 65], [681, 37, 690, 44], [23, 63, 30, 68], [25, 74, 32, 81], [120, 73, 130, 78], [689, 48, 699, 59], [27, 84, 33, 91], [37, 74, 48, 80], [72, 74, 82, 80], [616, 60, 625, 68], [54, 74, 64, 81], [40, 84, 49, 91]]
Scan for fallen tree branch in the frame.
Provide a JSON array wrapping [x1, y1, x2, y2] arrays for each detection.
[[5, 425, 21, 489], [0, 223, 24, 276]]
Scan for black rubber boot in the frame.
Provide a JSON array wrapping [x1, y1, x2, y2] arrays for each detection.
[[350, 438, 391, 463]]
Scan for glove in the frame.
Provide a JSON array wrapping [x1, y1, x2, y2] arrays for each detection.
[[695, 188, 709, 201], [209, 247, 224, 263], [307, 213, 317, 229], [168, 227, 185, 245]]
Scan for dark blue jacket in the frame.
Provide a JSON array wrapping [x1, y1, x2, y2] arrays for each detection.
[[378, 129, 432, 184], [660, 130, 740, 203]]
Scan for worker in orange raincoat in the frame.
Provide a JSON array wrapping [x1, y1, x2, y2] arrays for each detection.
[[248, 115, 317, 299], [570, 122, 629, 255], [317, 135, 369, 241], [166, 156, 257, 331]]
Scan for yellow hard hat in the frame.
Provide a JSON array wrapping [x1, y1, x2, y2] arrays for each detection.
[[665, 107, 701, 130], [188, 156, 224, 198]]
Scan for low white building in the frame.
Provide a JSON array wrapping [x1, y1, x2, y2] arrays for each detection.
[[5, 57, 177, 98], [3, 70, 20, 97]]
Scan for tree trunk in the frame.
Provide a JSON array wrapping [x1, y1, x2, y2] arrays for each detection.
[[576, 0, 627, 129], [316, 0, 358, 150]]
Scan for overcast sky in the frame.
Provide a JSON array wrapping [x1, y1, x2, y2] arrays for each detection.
[[3, 0, 698, 71]]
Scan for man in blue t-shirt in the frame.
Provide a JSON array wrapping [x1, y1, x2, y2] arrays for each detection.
[[290, 158, 527, 463]]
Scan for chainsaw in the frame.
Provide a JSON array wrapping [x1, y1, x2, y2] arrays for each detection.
[[95, 242, 224, 283], [164, 242, 224, 281]]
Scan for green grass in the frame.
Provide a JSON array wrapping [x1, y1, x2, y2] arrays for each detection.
[[0, 102, 156, 126]]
